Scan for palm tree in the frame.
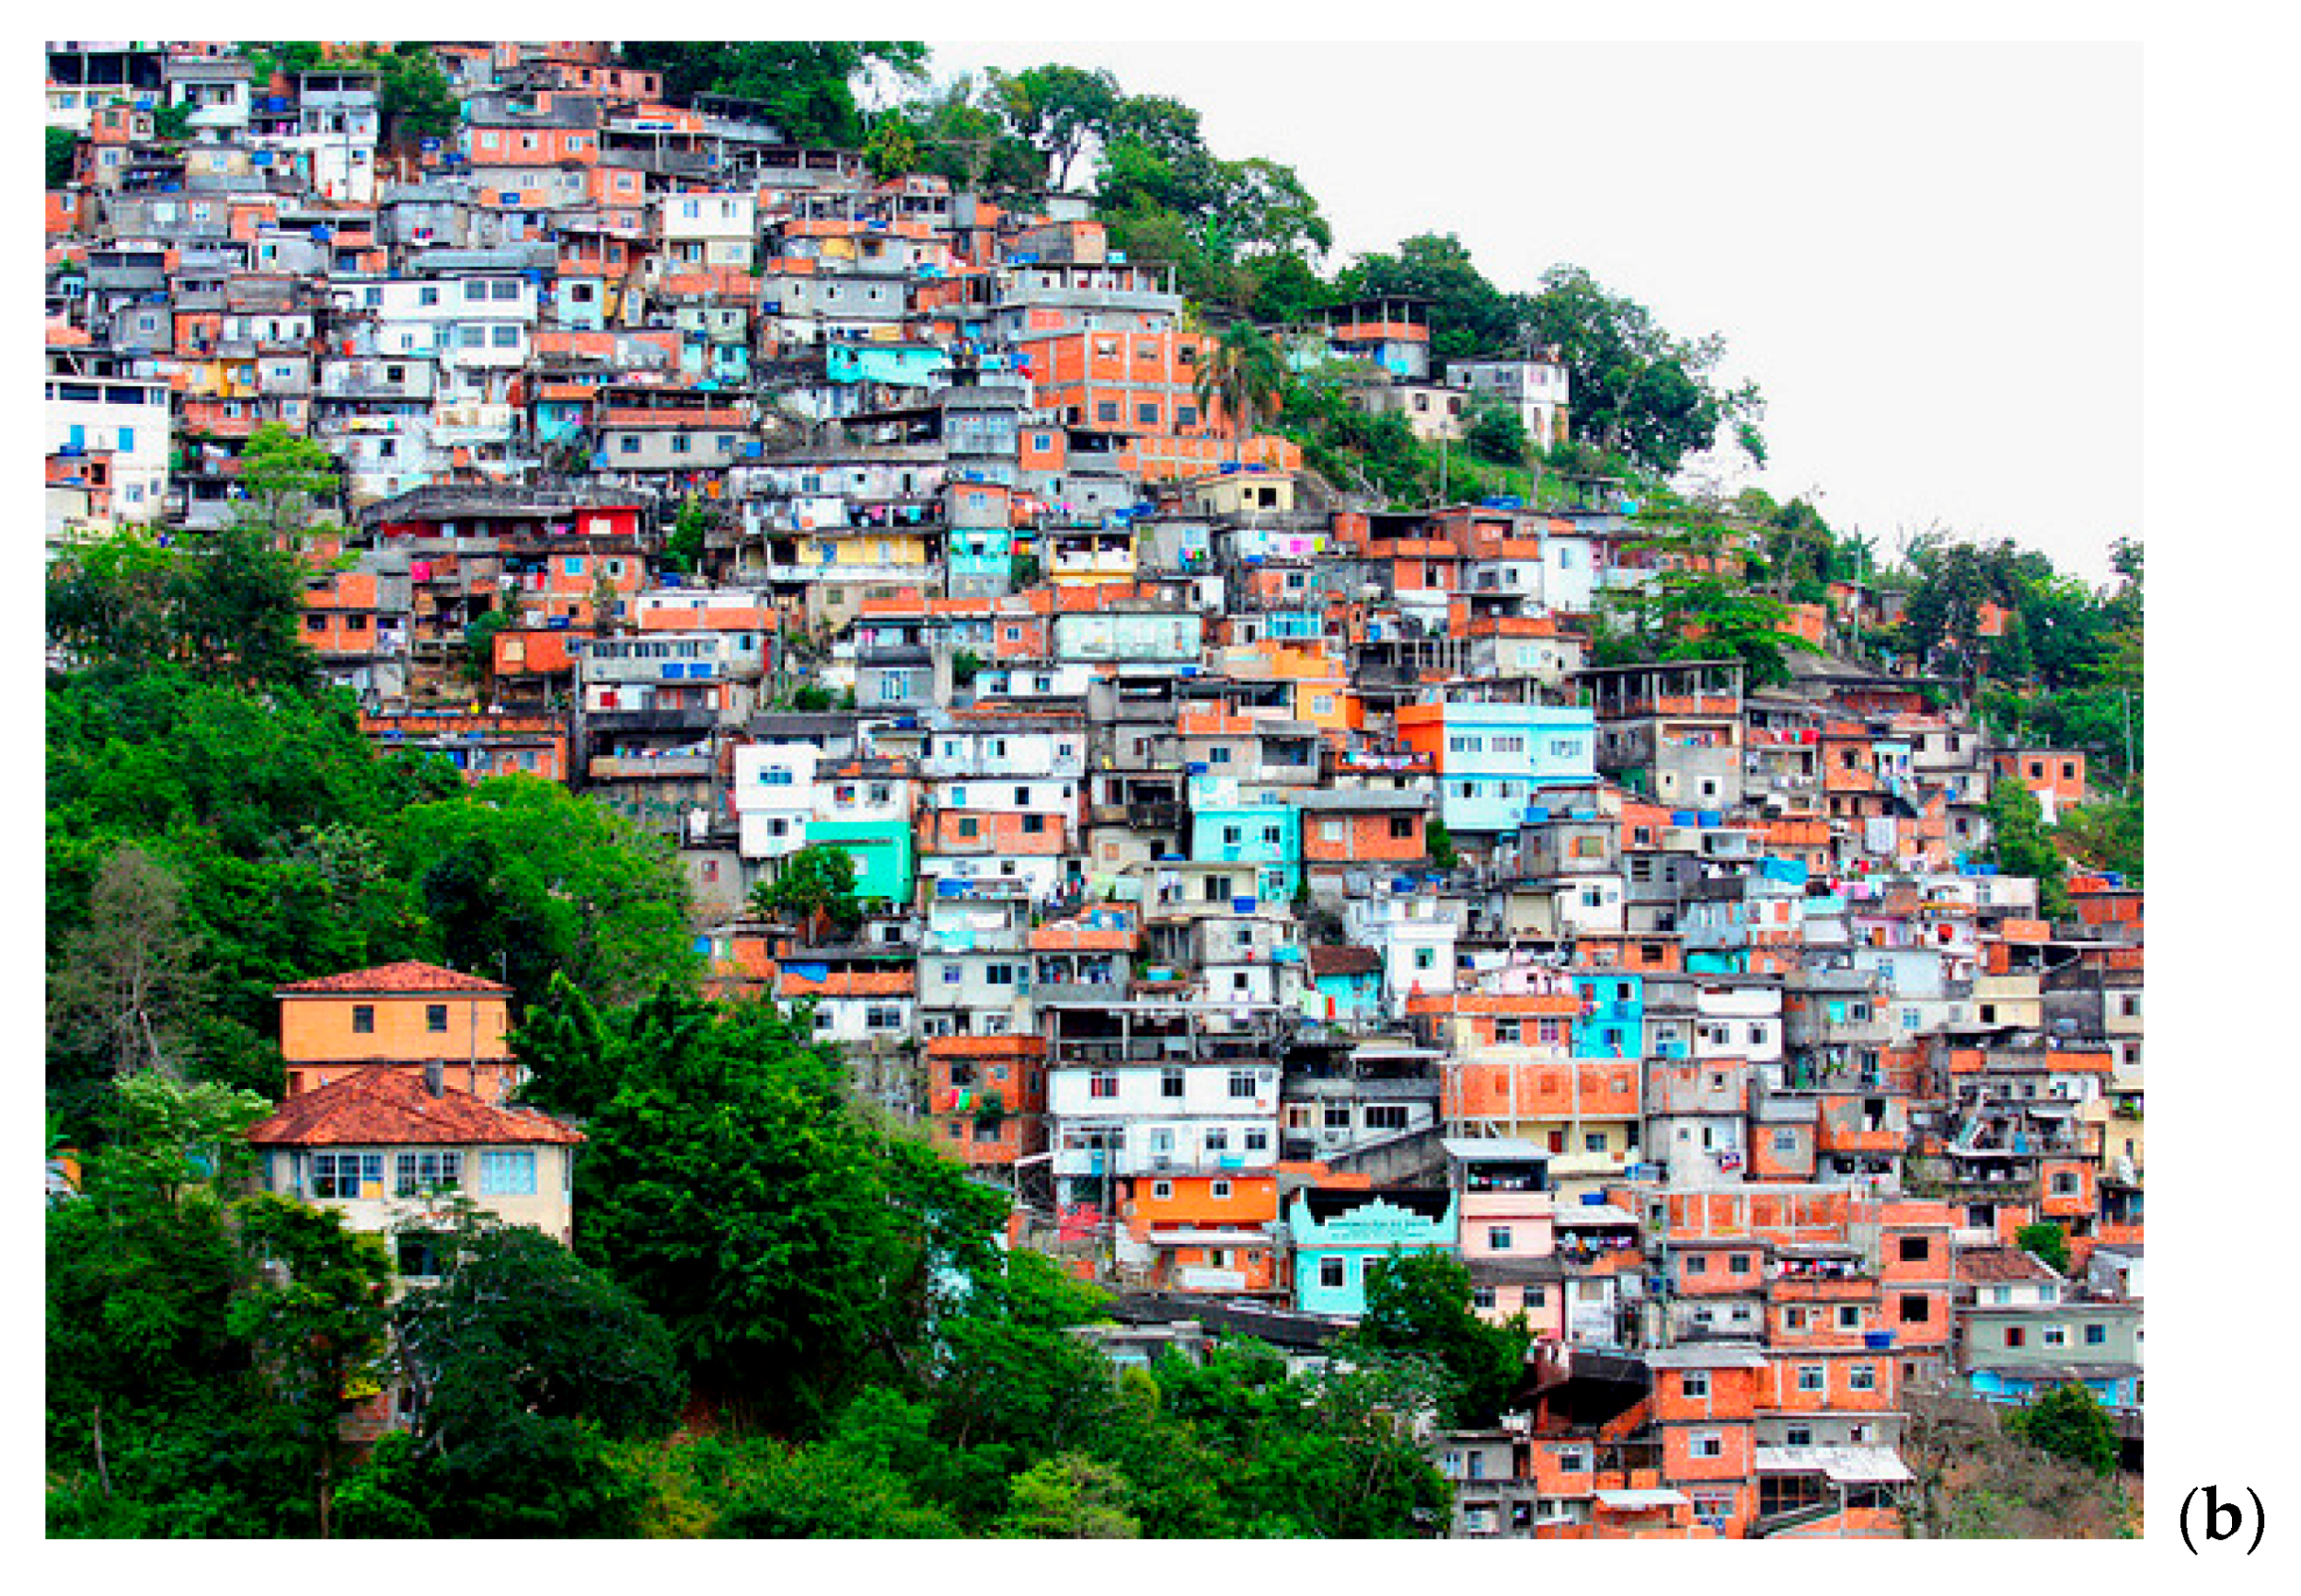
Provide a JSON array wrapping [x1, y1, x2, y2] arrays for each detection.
[[1192, 321, 1288, 466]]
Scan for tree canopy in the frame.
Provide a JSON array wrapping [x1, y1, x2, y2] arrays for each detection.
[[618, 43, 927, 146]]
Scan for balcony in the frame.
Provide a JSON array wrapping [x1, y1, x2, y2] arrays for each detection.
[[589, 753, 713, 780], [582, 706, 719, 733]]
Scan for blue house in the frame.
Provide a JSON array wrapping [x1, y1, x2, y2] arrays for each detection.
[[1288, 1188, 1458, 1315], [1306, 945, 1384, 1026], [1572, 971, 1643, 1059], [1190, 800, 1301, 901]]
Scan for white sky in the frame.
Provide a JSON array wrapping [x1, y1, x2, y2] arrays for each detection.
[[924, 39, 2140, 584]]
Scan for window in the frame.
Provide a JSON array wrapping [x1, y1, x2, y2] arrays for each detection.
[[1319, 1257, 1346, 1289], [394, 1150, 462, 1196], [1228, 1071, 1257, 1099], [1471, 1285, 1497, 1311], [2085, 1322, 2108, 1346], [1583, 1132, 1606, 1154], [1323, 1104, 1352, 1130], [1204, 1129, 1228, 1153], [1210, 1180, 1232, 1200], [1152, 1179, 1174, 1200], [426, 1004, 449, 1033], [477, 1149, 537, 1196], [1691, 1432, 1723, 1460], [1558, 1447, 1589, 1473], [1849, 1363, 1877, 1392], [1161, 1067, 1185, 1098], [1488, 1226, 1513, 1252], [1685, 1254, 1708, 1276], [1836, 1305, 1863, 1330], [1682, 1370, 1709, 1399], [1364, 1104, 1409, 1131], [1897, 1234, 1930, 1263], [2041, 1326, 2068, 1348], [311, 1151, 382, 1199], [352, 1005, 375, 1034], [1898, 1293, 1931, 1325], [1797, 1365, 1824, 1393], [1088, 1071, 1118, 1099], [1785, 1424, 1812, 1447], [2004, 1326, 2027, 1349], [1730, 1253, 1753, 1275]]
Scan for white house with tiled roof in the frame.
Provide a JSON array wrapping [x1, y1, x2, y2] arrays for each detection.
[[245, 1063, 583, 1255]]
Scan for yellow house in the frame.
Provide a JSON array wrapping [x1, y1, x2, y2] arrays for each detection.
[[275, 960, 521, 1103]]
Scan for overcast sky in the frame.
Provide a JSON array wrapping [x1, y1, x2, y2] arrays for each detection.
[[920, 39, 2140, 583]]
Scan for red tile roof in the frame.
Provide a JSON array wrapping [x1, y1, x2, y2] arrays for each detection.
[[1960, 1246, 2060, 1284], [245, 1066, 582, 1147], [275, 961, 512, 996]]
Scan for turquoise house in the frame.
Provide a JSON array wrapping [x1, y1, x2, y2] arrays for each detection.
[[1190, 800, 1301, 901], [1288, 1188, 1458, 1316], [1306, 945, 1384, 1026], [826, 341, 951, 389], [948, 525, 1015, 593], [1573, 971, 1643, 1059], [807, 817, 915, 908]]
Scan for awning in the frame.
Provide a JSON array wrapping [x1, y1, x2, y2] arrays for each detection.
[[1555, 1203, 1637, 1225], [1145, 1228, 1271, 1247], [1596, 1489, 1689, 1510], [1753, 1444, 1913, 1485]]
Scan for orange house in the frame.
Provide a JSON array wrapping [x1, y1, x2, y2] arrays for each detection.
[[1301, 806, 1426, 867], [1992, 747, 2088, 814], [1122, 1172, 1283, 1294], [275, 961, 521, 1103]]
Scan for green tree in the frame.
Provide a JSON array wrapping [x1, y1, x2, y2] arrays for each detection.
[[226, 1195, 397, 1538], [574, 993, 1007, 1430], [707, 1438, 964, 1538], [2008, 1383, 2119, 1477], [750, 841, 864, 936], [2054, 786, 2143, 883], [1150, 1339, 1452, 1537], [1348, 1248, 1529, 1428], [47, 845, 209, 1085], [895, 76, 1046, 196], [47, 521, 323, 694], [618, 42, 927, 146], [384, 1211, 685, 1535], [47, 125, 77, 187], [995, 1453, 1142, 1538], [1425, 819, 1460, 870], [1981, 778, 2069, 919], [986, 63, 1121, 190], [1522, 263, 1765, 475], [388, 775, 699, 1011], [374, 44, 459, 151], [2015, 1222, 2071, 1277], [1339, 233, 1522, 366], [236, 420, 342, 538], [1464, 403, 1530, 466], [1192, 320, 1288, 464], [152, 100, 195, 141]]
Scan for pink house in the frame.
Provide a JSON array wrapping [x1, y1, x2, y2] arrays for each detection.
[[1448, 1138, 1563, 1338]]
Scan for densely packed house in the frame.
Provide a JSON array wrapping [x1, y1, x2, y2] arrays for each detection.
[[46, 40, 2141, 1537]]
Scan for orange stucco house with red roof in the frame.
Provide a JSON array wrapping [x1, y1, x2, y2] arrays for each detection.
[[275, 960, 522, 1103]]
